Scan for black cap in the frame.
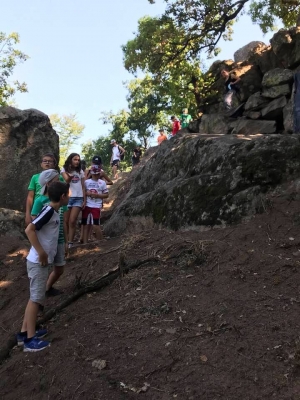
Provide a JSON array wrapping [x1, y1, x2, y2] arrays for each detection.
[[92, 155, 102, 165]]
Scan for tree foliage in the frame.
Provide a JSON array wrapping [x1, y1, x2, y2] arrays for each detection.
[[50, 113, 85, 166], [0, 32, 29, 106]]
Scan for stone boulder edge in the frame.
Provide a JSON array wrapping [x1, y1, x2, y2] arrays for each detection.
[[0, 107, 59, 211]]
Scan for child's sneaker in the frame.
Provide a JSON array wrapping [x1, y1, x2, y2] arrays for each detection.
[[17, 329, 48, 346], [23, 336, 50, 352]]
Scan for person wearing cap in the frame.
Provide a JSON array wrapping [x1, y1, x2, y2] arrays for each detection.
[[82, 164, 109, 243], [85, 155, 113, 185], [157, 129, 167, 145], [31, 169, 69, 297], [170, 116, 181, 136], [110, 139, 125, 180]]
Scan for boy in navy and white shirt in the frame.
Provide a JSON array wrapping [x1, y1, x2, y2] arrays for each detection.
[[17, 181, 69, 352], [82, 165, 109, 243]]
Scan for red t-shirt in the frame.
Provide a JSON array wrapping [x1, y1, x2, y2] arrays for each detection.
[[172, 120, 181, 135]]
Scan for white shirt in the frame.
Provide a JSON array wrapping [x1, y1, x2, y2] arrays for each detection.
[[85, 178, 108, 208], [27, 205, 60, 264], [61, 167, 84, 197], [112, 145, 121, 161]]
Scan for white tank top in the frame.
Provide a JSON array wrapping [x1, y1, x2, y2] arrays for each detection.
[[112, 146, 120, 160]]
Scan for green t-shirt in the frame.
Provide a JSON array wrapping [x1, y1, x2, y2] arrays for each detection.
[[28, 173, 65, 201], [31, 195, 67, 244], [180, 114, 192, 128]]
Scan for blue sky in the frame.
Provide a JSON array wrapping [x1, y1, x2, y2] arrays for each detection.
[[1, 0, 279, 153]]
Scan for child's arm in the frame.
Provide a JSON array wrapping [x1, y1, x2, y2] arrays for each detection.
[[25, 223, 48, 266], [25, 190, 35, 226], [81, 176, 86, 208], [60, 168, 72, 183], [100, 171, 113, 185]]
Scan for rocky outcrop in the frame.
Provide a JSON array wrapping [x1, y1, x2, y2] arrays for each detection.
[[234, 41, 266, 63], [105, 134, 300, 234], [0, 107, 59, 211], [0, 208, 25, 238]]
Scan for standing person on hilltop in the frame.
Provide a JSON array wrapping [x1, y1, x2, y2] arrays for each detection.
[[221, 69, 241, 110], [170, 116, 181, 136], [25, 153, 62, 226], [16, 181, 69, 352], [132, 144, 142, 166], [110, 139, 125, 180], [60, 153, 86, 249], [180, 108, 192, 128], [157, 129, 167, 145]]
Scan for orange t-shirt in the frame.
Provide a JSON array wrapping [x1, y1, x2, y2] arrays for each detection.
[[157, 134, 167, 144]]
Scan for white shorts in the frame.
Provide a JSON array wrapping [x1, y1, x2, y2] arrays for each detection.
[[27, 260, 49, 306]]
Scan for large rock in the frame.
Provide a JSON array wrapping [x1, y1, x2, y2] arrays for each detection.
[[262, 68, 294, 87], [199, 114, 230, 134], [261, 96, 287, 120], [248, 45, 284, 75], [0, 107, 59, 211], [234, 41, 266, 63], [283, 99, 293, 133], [104, 134, 300, 233], [244, 92, 270, 111], [0, 208, 25, 239], [270, 27, 300, 69], [262, 84, 291, 99], [230, 119, 277, 135]]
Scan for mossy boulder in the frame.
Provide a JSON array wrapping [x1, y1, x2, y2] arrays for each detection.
[[105, 134, 300, 234]]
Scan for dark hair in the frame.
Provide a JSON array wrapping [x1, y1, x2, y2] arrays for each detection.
[[63, 153, 82, 173], [48, 181, 70, 202], [81, 160, 87, 171], [42, 153, 57, 166]]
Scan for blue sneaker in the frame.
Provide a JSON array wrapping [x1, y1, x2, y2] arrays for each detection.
[[23, 336, 50, 352], [17, 329, 48, 346]]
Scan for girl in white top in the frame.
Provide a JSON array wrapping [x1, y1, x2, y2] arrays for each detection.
[[61, 153, 86, 248]]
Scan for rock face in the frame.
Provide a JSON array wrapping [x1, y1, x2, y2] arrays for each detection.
[[105, 134, 300, 234], [234, 41, 266, 63], [0, 208, 25, 238], [0, 107, 59, 211]]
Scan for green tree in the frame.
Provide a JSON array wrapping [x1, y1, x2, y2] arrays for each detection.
[[50, 113, 85, 166], [0, 32, 29, 106], [122, 17, 214, 111]]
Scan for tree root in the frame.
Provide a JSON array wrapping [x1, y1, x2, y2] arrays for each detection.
[[0, 256, 158, 364]]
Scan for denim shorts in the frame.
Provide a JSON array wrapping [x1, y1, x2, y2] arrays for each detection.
[[53, 243, 66, 267], [68, 196, 84, 208], [27, 260, 50, 306]]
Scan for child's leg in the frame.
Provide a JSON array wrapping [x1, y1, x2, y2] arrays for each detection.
[[93, 225, 103, 240], [46, 243, 66, 291], [68, 206, 82, 243], [21, 300, 39, 338], [22, 261, 48, 337]]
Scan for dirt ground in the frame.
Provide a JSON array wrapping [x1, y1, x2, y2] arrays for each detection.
[[1, 178, 300, 399]]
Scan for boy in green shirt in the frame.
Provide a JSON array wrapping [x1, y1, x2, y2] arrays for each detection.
[[31, 169, 68, 297], [180, 108, 192, 128]]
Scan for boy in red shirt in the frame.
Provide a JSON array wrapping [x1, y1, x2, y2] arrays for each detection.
[[170, 116, 181, 136]]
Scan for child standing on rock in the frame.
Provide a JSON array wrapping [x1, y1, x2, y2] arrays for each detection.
[[61, 153, 86, 249], [17, 181, 69, 352]]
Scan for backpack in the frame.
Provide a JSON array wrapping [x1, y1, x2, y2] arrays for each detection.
[[118, 146, 125, 161]]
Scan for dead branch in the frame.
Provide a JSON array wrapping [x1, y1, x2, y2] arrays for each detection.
[[0, 256, 159, 364]]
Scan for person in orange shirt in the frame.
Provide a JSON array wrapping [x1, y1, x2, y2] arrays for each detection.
[[157, 129, 167, 145]]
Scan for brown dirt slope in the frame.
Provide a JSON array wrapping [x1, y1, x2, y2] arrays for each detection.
[[1, 180, 300, 399]]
